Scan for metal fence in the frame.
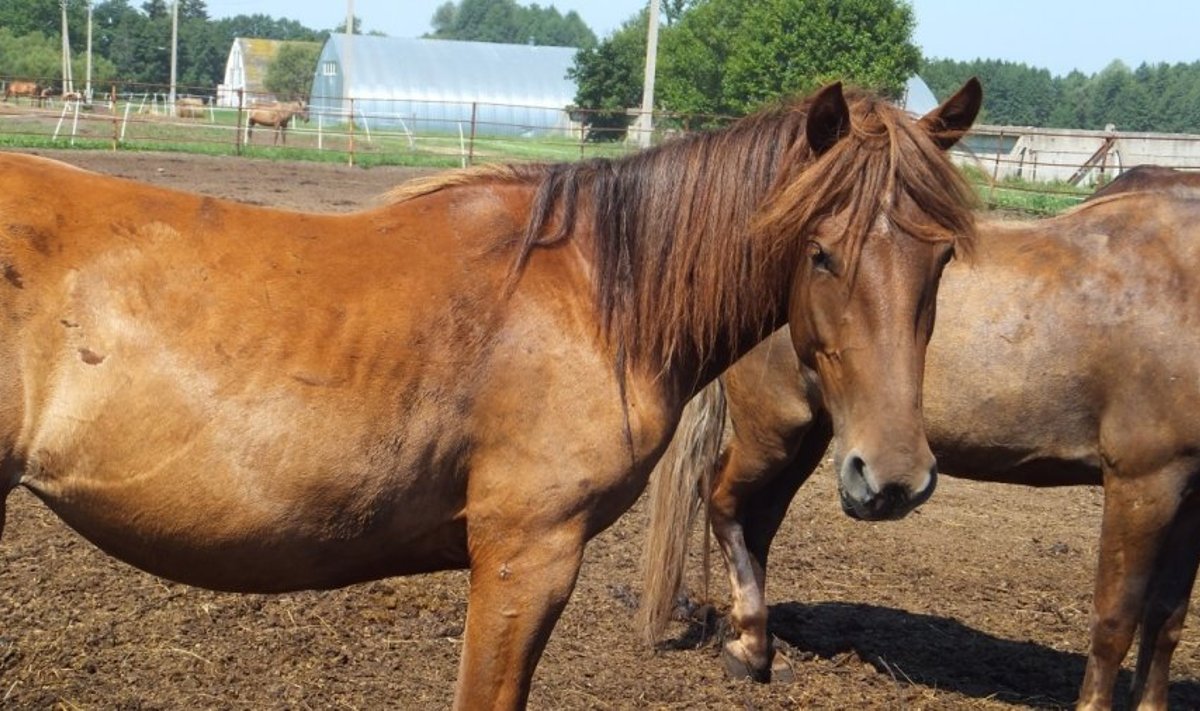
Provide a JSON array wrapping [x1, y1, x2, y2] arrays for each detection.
[[4, 78, 1200, 213], [0, 79, 709, 167]]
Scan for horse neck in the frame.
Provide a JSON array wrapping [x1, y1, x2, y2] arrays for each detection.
[[562, 136, 804, 398], [554, 174, 801, 405]]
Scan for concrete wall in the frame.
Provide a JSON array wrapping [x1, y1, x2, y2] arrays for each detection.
[[953, 124, 1200, 184]]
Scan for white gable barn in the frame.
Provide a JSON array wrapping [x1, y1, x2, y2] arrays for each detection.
[[218, 38, 320, 108], [308, 35, 580, 137]]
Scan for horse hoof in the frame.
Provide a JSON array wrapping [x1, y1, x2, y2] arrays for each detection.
[[720, 642, 770, 683], [769, 648, 796, 684]]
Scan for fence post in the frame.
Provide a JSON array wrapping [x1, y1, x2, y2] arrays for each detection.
[[468, 102, 478, 166], [1100, 128, 1112, 183], [110, 85, 118, 150], [347, 97, 355, 167], [989, 129, 1003, 206], [235, 88, 243, 156]]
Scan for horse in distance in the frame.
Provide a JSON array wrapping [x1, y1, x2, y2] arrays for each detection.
[[246, 99, 309, 145], [641, 189, 1200, 711], [3, 80, 43, 106], [0, 78, 980, 709]]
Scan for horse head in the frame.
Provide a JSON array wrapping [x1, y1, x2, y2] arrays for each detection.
[[776, 79, 982, 521]]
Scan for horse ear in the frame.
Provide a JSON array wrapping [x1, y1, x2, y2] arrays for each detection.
[[805, 82, 851, 157], [918, 77, 982, 151]]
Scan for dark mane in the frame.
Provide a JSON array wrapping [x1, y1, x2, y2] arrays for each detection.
[[517, 90, 976, 368]]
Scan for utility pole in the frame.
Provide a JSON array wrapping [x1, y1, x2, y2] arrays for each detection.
[[345, 0, 355, 165], [60, 0, 74, 95], [169, 0, 178, 114], [635, 0, 660, 148], [85, 1, 93, 102], [344, 0, 354, 106]]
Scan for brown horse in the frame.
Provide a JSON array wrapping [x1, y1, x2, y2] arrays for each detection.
[[246, 99, 309, 145], [3, 80, 42, 106], [641, 189, 1200, 710], [1089, 165, 1200, 201], [0, 79, 980, 709]]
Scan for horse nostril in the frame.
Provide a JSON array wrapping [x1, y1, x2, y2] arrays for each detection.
[[917, 462, 939, 501], [838, 453, 874, 519], [865, 483, 905, 519]]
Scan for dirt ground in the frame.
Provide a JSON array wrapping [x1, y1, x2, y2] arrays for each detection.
[[1, 149, 1198, 710]]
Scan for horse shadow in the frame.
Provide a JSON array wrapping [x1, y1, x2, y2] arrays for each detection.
[[765, 601, 1200, 709]]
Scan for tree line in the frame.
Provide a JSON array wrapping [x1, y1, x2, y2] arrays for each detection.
[[0, 0, 328, 92], [2, 0, 1197, 138], [429, 0, 596, 48], [571, 1, 1200, 139], [923, 58, 1200, 134], [0, 0, 597, 95]]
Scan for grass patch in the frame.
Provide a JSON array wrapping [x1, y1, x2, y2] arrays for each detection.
[[960, 166, 1090, 216]]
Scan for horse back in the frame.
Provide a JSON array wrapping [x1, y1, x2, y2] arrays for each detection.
[[924, 192, 1200, 482], [1089, 165, 1200, 201], [0, 154, 537, 442]]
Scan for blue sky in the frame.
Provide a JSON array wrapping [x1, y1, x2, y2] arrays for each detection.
[[202, 0, 1198, 77]]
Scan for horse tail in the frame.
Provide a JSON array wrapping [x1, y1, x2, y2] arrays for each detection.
[[638, 377, 728, 645]]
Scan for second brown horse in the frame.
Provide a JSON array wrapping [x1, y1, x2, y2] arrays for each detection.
[[642, 189, 1200, 710]]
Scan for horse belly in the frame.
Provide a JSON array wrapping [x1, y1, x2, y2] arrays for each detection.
[[923, 363, 1103, 486], [24, 448, 468, 592], [17, 363, 470, 592]]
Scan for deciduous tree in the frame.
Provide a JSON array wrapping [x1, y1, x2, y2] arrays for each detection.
[[265, 41, 320, 101], [663, 0, 921, 116], [567, 10, 646, 139]]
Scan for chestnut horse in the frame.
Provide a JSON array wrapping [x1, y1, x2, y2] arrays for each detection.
[[0, 79, 980, 709], [3, 80, 43, 106], [642, 189, 1200, 710], [246, 99, 309, 145]]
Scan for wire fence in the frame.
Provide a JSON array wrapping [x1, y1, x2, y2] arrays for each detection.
[[0, 79, 719, 167], [4, 77, 1200, 214]]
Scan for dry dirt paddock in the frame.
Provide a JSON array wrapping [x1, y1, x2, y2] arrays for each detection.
[[1, 149, 1198, 709]]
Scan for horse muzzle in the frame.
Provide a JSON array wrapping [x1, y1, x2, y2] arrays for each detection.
[[837, 451, 937, 521]]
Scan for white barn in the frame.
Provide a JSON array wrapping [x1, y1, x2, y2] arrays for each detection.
[[217, 37, 320, 108]]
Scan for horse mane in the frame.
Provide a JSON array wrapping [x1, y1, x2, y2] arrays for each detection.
[[385, 163, 543, 204], [515, 90, 977, 368]]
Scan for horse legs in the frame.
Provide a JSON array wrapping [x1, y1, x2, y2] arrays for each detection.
[[711, 416, 832, 681], [1129, 492, 1200, 710], [1076, 468, 1188, 711], [453, 514, 588, 709]]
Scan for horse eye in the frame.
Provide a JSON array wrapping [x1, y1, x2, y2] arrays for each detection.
[[809, 243, 835, 274]]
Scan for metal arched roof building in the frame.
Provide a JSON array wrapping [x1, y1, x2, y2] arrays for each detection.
[[309, 35, 580, 137]]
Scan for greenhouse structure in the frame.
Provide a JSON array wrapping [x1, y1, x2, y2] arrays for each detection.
[[308, 35, 581, 138]]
